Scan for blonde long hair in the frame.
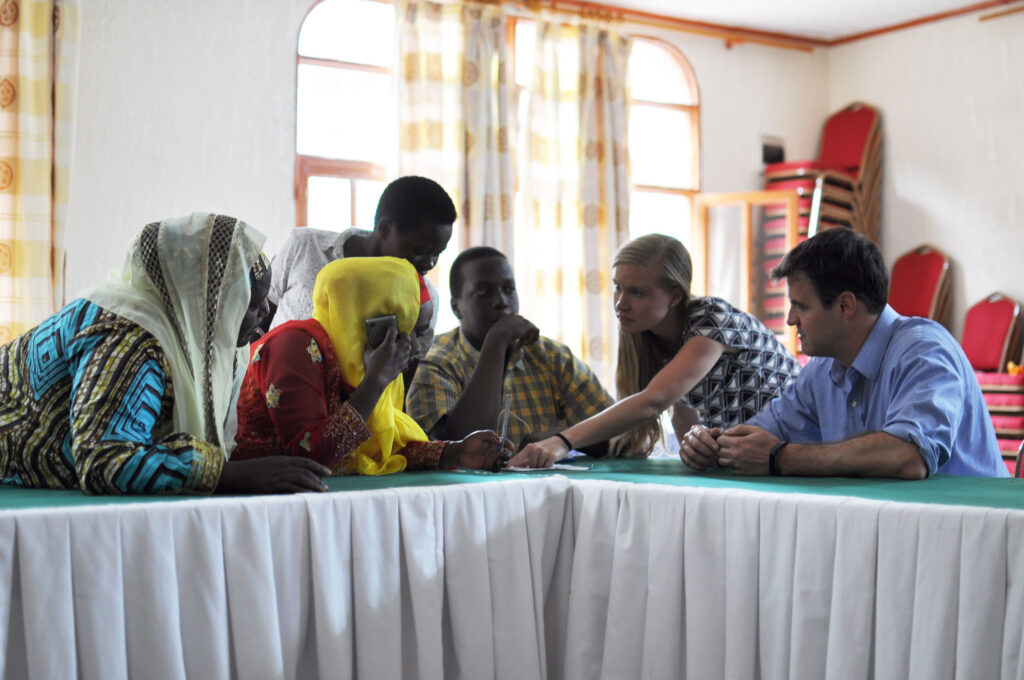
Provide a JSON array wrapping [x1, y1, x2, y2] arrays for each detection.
[[610, 234, 693, 457]]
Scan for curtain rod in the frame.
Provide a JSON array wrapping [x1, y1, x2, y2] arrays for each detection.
[[979, 2, 1024, 19], [490, 0, 824, 52]]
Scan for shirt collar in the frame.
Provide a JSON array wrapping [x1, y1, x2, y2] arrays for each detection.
[[841, 304, 899, 383]]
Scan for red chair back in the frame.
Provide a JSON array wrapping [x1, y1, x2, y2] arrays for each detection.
[[889, 246, 949, 320], [818, 104, 879, 177], [961, 293, 1022, 372]]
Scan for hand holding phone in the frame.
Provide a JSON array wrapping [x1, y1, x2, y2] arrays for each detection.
[[365, 314, 399, 349]]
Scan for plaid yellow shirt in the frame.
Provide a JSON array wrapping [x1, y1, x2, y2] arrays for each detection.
[[406, 328, 614, 448]]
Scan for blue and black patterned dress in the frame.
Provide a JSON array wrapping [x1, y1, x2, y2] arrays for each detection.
[[680, 296, 801, 429], [0, 299, 223, 494]]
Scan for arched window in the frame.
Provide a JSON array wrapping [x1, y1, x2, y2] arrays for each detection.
[[627, 37, 700, 243], [295, 0, 396, 229], [295, 5, 701, 250]]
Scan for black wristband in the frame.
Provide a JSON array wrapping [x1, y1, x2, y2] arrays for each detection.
[[554, 432, 574, 452], [768, 441, 788, 476]]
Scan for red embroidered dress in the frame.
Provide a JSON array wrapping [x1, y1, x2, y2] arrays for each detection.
[[233, 319, 445, 472]]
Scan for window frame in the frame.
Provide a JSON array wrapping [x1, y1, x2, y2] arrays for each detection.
[[294, 0, 394, 228], [628, 35, 702, 206], [294, 7, 703, 230]]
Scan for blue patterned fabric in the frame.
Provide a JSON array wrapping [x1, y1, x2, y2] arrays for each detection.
[[0, 299, 223, 494]]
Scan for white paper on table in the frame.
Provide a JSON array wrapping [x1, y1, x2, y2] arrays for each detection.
[[505, 463, 592, 472]]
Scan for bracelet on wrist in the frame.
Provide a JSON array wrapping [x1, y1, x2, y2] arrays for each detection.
[[553, 432, 574, 452], [768, 440, 788, 476]]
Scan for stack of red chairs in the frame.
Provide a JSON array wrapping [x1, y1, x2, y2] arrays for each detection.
[[961, 293, 1024, 474], [888, 245, 951, 327], [758, 102, 882, 335]]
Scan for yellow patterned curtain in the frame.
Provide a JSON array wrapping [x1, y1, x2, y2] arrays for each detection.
[[396, 0, 462, 202], [396, 0, 465, 322], [517, 20, 630, 386], [516, 19, 584, 362], [0, 0, 78, 344], [460, 3, 513, 256], [578, 24, 630, 386]]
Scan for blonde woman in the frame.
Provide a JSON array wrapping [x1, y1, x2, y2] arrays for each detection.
[[509, 233, 800, 468]]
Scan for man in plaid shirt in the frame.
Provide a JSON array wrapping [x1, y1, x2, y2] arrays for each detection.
[[406, 247, 614, 453]]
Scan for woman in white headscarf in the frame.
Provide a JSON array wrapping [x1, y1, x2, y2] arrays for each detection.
[[0, 213, 329, 495]]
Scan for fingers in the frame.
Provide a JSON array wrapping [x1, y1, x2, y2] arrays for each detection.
[[683, 425, 720, 457], [281, 468, 329, 492], [678, 425, 721, 471], [262, 456, 329, 492], [518, 326, 540, 348], [507, 443, 557, 469], [678, 439, 718, 470], [280, 456, 332, 477]]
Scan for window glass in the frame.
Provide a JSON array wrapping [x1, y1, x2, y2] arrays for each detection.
[[514, 20, 536, 87], [354, 179, 388, 228], [298, 0, 395, 67], [629, 191, 692, 245], [628, 40, 695, 105], [629, 105, 694, 189], [306, 176, 352, 230], [296, 64, 395, 161]]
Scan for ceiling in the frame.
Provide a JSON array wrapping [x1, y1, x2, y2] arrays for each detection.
[[586, 0, 1008, 42]]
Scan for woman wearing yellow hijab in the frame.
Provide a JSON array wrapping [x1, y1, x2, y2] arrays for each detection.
[[234, 257, 508, 474]]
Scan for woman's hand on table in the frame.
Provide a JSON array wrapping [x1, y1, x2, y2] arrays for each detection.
[[442, 430, 513, 472], [679, 425, 722, 471], [216, 457, 331, 494], [507, 436, 568, 469]]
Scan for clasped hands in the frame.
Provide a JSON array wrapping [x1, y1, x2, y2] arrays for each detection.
[[679, 424, 780, 475]]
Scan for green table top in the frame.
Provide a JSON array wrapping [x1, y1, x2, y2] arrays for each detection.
[[1, 457, 1022, 512]]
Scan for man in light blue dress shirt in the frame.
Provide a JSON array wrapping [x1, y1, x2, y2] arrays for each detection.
[[680, 228, 1007, 479]]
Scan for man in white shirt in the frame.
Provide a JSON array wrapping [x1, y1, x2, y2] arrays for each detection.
[[265, 175, 456, 341]]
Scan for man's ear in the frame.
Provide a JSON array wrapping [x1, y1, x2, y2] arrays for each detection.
[[837, 291, 858, 320], [376, 218, 394, 240], [451, 296, 462, 320]]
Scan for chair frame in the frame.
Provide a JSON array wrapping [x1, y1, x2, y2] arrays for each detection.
[[966, 293, 1023, 373], [889, 244, 951, 326]]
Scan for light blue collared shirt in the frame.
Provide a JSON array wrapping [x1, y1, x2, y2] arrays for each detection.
[[749, 305, 1007, 477]]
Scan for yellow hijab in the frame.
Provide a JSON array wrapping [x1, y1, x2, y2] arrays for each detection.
[[312, 256, 427, 475]]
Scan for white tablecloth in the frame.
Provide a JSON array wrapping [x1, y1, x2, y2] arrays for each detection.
[[1, 476, 1022, 679], [0, 478, 575, 680], [564, 480, 1024, 680]]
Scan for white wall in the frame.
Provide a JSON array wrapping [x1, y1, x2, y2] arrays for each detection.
[[650, 30, 828, 193], [69, 2, 1020, 342], [631, 25, 828, 303], [66, 0, 312, 296], [65, 1, 828, 301], [827, 12, 1024, 338]]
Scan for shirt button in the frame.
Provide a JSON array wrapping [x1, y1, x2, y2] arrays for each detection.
[[851, 400, 858, 407]]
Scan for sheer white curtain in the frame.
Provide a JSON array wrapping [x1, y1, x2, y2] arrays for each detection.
[[396, 0, 513, 330], [0, 0, 79, 343], [460, 4, 515, 256], [517, 19, 630, 387], [516, 19, 584, 361], [397, 5, 631, 375]]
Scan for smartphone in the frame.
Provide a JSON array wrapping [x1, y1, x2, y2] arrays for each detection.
[[365, 314, 399, 348]]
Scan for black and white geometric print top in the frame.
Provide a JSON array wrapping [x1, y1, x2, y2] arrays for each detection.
[[680, 296, 800, 429]]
